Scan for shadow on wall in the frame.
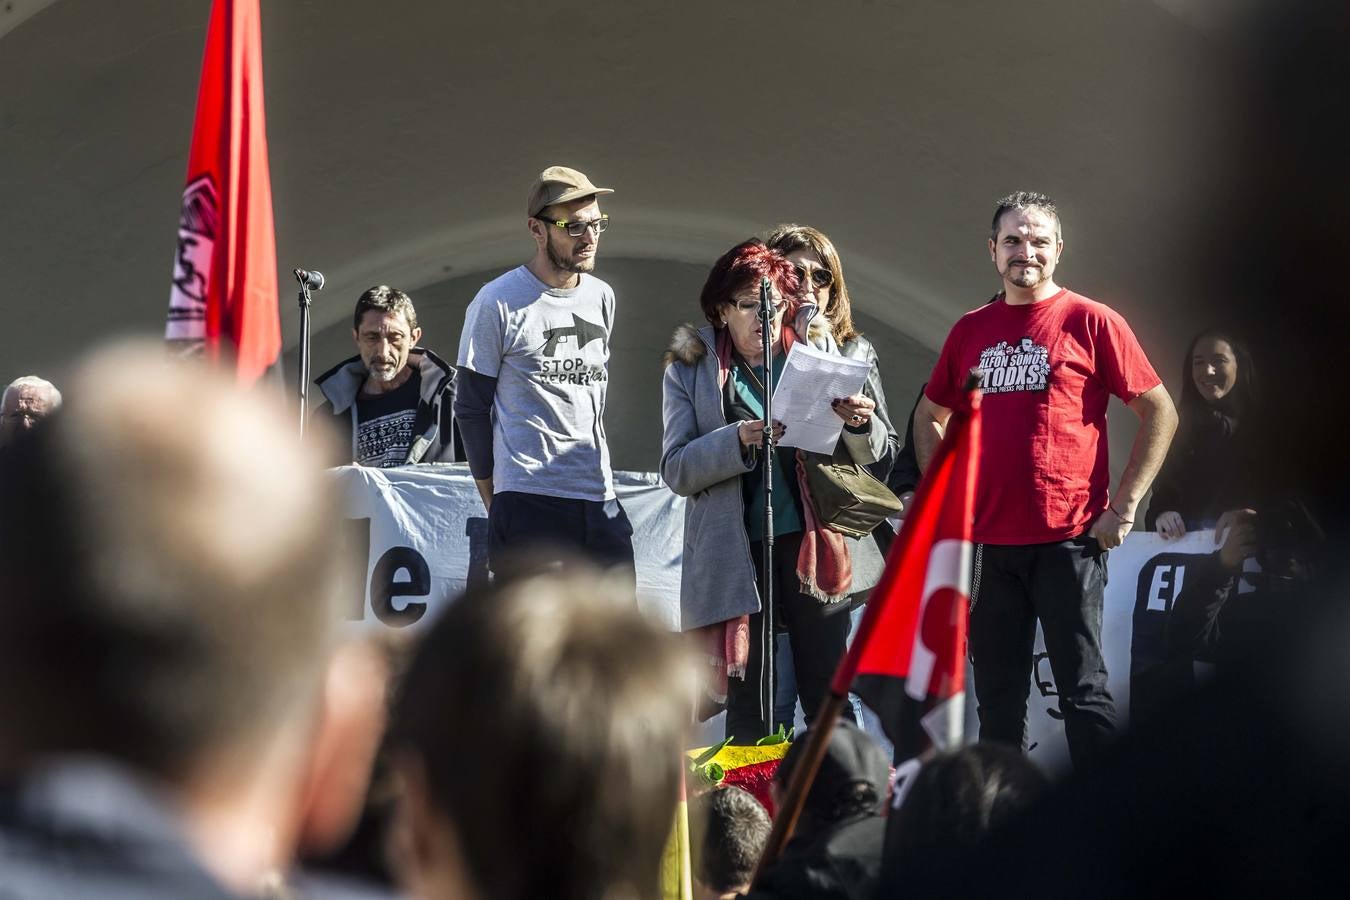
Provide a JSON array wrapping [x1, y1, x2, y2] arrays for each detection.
[[283, 257, 938, 472]]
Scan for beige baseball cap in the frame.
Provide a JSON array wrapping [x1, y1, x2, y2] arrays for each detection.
[[526, 165, 613, 217]]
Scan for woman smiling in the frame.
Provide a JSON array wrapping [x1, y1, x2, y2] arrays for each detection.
[[1146, 329, 1261, 538]]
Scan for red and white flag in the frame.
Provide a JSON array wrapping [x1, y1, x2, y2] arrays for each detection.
[[839, 383, 982, 764], [165, 0, 280, 384]]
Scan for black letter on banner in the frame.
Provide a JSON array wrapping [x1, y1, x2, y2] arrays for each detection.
[[466, 517, 490, 590], [341, 518, 371, 621], [371, 547, 430, 627]]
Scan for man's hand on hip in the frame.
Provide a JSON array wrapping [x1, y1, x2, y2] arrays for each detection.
[[1089, 506, 1133, 549]]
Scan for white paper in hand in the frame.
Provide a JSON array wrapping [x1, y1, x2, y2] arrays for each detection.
[[770, 343, 872, 454]]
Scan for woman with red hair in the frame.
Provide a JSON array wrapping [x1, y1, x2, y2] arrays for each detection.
[[661, 239, 887, 741]]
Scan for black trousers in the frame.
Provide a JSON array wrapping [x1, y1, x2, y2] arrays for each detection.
[[725, 531, 853, 744], [969, 534, 1116, 771], [487, 491, 635, 579]]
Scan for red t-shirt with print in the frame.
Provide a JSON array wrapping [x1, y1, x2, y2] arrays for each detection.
[[925, 289, 1161, 545]]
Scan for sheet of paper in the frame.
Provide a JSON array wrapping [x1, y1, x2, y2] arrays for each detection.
[[770, 342, 872, 454]]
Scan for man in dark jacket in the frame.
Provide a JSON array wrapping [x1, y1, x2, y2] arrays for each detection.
[[314, 285, 460, 467], [743, 718, 889, 899]]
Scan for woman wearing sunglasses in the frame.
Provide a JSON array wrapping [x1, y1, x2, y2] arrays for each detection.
[[661, 238, 890, 742], [766, 223, 901, 740], [765, 224, 898, 473]]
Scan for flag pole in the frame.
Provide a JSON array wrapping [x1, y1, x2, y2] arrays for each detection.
[[751, 691, 849, 882], [750, 369, 983, 882]]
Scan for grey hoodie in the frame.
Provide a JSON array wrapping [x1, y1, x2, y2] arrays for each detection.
[[313, 347, 460, 467]]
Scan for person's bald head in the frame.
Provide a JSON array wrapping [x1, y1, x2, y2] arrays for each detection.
[[0, 341, 343, 780], [1, 375, 61, 445]]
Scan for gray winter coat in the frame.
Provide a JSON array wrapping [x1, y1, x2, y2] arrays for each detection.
[[661, 323, 888, 632]]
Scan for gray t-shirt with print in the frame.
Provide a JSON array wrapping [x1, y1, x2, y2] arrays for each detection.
[[456, 265, 616, 501]]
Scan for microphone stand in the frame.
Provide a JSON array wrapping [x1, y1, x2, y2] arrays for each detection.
[[295, 269, 315, 437], [759, 276, 776, 737]]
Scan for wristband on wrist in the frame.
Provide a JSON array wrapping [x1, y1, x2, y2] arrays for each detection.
[[1110, 504, 1133, 524]]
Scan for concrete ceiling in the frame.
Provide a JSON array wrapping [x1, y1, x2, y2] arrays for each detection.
[[3, 0, 1230, 393]]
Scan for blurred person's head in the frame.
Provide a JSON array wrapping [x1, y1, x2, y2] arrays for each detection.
[[699, 238, 802, 359], [352, 285, 422, 388], [886, 743, 1048, 873], [771, 718, 890, 833], [688, 785, 770, 900], [0, 341, 387, 892], [390, 564, 697, 900], [765, 224, 859, 344], [0, 375, 61, 445], [1180, 329, 1256, 418]]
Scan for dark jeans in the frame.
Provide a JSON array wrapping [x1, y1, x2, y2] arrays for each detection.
[[487, 491, 635, 578], [969, 535, 1116, 770], [726, 531, 853, 744]]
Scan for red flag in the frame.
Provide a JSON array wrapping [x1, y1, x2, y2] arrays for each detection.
[[166, 0, 280, 384], [840, 384, 982, 761]]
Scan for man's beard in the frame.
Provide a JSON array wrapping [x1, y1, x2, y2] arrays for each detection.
[[366, 360, 399, 383], [1004, 263, 1046, 288], [547, 234, 596, 274]]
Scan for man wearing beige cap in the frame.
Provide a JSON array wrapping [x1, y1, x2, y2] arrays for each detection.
[[454, 165, 634, 577]]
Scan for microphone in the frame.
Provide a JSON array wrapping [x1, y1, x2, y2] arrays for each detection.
[[760, 275, 771, 309], [293, 268, 325, 291]]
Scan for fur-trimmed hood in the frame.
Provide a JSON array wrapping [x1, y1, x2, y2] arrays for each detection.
[[662, 308, 835, 368], [663, 323, 709, 368]]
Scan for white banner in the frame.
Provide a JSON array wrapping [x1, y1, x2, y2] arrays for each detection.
[[333, 466, 1224, 769], [330, 465, 684, 631]]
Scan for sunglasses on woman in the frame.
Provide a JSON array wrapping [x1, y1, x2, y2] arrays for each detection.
[[793, 264, 834, 290]]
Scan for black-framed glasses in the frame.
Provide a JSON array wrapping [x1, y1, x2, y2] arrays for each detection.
[[793, 264, 834, 290], [535, 213, 609, 237]]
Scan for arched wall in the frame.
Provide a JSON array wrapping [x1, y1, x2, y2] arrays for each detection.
[[290, 210, 958, 354], [4, 0, 1235, 485]]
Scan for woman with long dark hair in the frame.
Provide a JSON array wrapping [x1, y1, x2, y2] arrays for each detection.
[[1146, 329, 1260, 538]]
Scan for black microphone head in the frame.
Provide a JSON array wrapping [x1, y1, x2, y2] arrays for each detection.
[[293, 268, 325, 291], [761, 275, 771, 295]]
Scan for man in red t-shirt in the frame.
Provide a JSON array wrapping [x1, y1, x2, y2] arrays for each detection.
[[915, 192, 1177, 769]]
